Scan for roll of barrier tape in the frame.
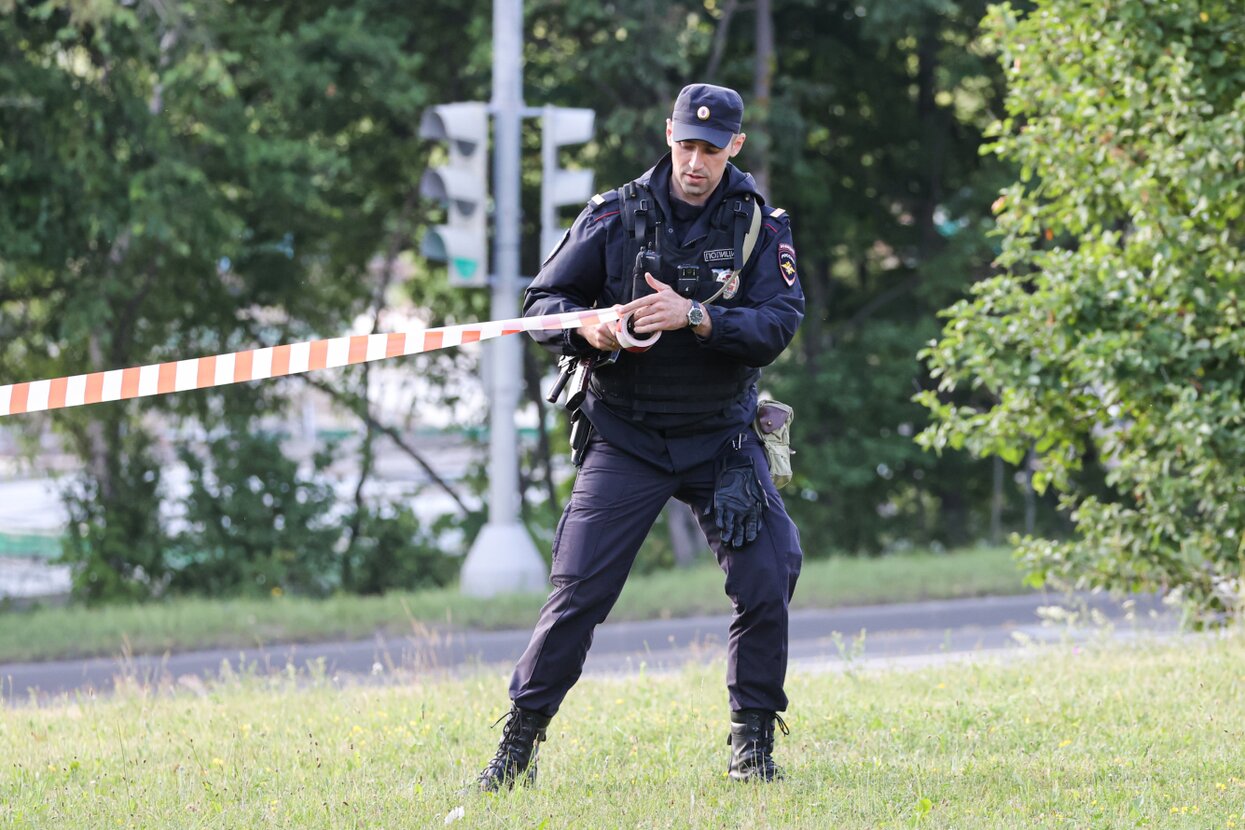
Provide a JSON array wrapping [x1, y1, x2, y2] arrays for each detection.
[[613, 313, 661, 353]]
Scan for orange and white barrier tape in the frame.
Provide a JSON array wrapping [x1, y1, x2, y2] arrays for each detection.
[[0, 308, 621, 418]]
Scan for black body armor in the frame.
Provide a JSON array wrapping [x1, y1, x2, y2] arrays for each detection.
[[591, 181, 759, 417]]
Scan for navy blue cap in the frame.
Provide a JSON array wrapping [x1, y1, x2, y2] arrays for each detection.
[[671, 83, 744, 149]]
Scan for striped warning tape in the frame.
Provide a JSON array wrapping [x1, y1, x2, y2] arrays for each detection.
[[0, 307, 620, 418]]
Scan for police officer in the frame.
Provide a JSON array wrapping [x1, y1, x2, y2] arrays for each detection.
[[477, 83, 804, 790]]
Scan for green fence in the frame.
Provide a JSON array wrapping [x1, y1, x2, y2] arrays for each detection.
[[0, 532, 62, 560]]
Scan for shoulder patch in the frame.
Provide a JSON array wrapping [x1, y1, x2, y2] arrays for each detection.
[[778, 243, 797, 287], [766, 206, 788, 220]]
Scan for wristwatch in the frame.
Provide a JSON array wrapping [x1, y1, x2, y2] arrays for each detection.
[[686, 300, 705, 328]]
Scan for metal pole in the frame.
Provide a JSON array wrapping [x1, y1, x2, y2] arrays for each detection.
[[490, 0, 522, 524], [540, 105, 557, 261], [459, 0, 548, 596]]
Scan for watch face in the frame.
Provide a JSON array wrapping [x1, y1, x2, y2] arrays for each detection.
[[688, 304, 704, 326]]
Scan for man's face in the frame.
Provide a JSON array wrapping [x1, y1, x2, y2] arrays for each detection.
[[666, 120, 746, 206]]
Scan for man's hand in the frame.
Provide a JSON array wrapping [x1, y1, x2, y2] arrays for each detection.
[[619, 273, 712, 337], [711, 456, 768, 549], [578, 320, 622, 351]]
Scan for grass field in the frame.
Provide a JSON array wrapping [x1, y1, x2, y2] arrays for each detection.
[[3, 632, 1243, 829], [0, 546, 1027, 663]]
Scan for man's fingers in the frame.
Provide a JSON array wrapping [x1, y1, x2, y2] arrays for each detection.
[[580, 322, 618, 350], [618, 296, 660, 317], [629, 310, 659, 334], [617, 297, 647, 316], [644, 271, 671, 292], [620, 288, 691, 332], [745, 515, 760, 544]]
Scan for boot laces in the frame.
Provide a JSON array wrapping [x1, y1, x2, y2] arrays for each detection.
[[488, 706, 544, 764], [756, 714, 786, 777], [491, 708, 519, 756], [744, 711, 788, 739]]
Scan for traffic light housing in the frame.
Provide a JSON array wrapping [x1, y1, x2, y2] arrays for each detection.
[[420, 102, 490, 287], [540, 106, 595, 260]]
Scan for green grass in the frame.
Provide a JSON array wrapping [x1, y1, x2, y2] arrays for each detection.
[[3, 633, 1243, 828], [0, 546, 1027, 663]]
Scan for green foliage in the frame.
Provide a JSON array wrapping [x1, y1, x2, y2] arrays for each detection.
[[59, 416, 170, 604], [0, 0, 1085, 596], [765, 0, 1045, 552], [173, 427, 460, 598], [173, 427, 341, 597], [918, 0, 1245, 621], [338, 504, 459, 595], [0, 1, 489, 600]]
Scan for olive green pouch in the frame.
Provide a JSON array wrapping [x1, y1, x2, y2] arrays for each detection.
[[754, 400, 795, 489]]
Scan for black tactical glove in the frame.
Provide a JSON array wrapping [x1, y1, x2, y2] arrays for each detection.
[[711, 455, 769, 549]]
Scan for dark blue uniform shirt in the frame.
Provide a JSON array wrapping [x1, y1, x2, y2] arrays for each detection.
[[524, 155, 804, 473]]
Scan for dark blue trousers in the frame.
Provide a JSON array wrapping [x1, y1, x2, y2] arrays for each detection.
[[510, 430, 803, 716]]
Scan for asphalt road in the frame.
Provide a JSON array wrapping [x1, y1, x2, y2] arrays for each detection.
[[0, 592, 1171, 704]]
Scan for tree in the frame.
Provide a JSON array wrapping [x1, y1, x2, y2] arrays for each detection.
[[2, 0, 1062, 599], [918, 0, 1245, 622], [760, 0, 1032, 552], [0, 0, 490, 600]]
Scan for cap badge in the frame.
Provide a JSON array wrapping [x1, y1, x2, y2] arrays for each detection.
[[696, 105, 711, 121]]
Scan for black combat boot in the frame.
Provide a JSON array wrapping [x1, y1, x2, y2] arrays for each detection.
[[727, 709, 789, 782], [477, 704, 552, 792]]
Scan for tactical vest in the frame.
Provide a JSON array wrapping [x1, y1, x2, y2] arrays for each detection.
[[591, 180, 763, 416]]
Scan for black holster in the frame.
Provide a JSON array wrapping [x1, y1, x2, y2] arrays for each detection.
[[569, 408, 593, 467], [550, 351, 612, 467]]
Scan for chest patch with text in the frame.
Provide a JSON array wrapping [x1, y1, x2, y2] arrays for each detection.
[[703, 249, 734, 263]]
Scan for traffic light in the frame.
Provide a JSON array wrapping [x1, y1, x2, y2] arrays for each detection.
[[540, 106, 595, 260], [420, 102, 490, 287]]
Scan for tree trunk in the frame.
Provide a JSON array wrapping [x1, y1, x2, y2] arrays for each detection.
[[343, 187, 418, 571], [914, 15, 947, 260], [704, 0, 740, 82], [1023, 449, 1037, 535], [990, 455, 1004, 545], [86, 334, 113, 504]]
